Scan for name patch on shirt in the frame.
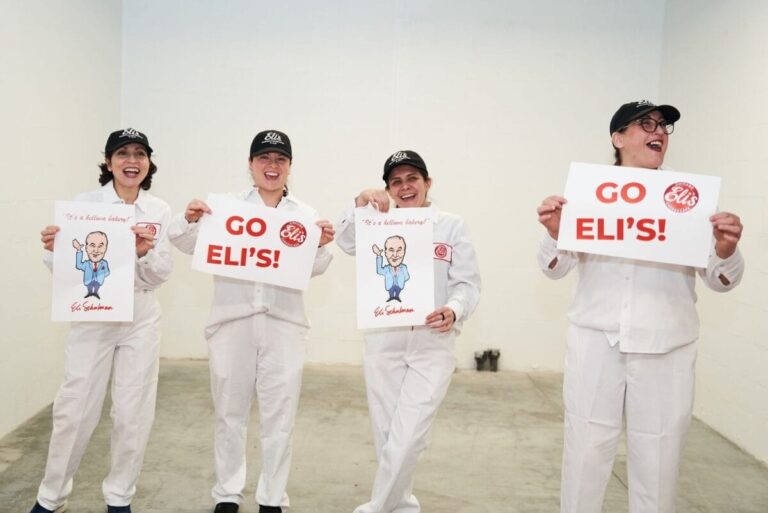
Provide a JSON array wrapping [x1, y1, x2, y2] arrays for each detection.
[[434, 242, 452, 263]]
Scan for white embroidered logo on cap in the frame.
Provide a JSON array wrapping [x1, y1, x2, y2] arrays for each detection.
[[120, 128, 142, 139], [637, 99, 655, 107], [262, 132, 284, 145], [390, 151, 409, 164]]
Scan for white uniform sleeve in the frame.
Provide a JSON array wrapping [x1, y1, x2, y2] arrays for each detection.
[[312, 245, 333, 277], [537, 233, 578, 279], [445, 220, 481, 322], [698, 246, 744, 292], [135, 204, 173, 289], [43, 250, 53, 272], [309, 206, 333, 277], [335, 204, 357, 256], [167, 212, 200, 255]]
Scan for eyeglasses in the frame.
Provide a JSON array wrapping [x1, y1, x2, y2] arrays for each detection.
[[625, 117, 675, 135]]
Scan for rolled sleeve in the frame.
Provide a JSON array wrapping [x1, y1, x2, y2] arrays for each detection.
[[701, 247, 745, 292], [538, 233, 578, 279]]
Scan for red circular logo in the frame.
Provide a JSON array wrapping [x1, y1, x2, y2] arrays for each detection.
[[280, 221, 307, 247], [434, 244, 448, 258], [663, 182, 699, 213]]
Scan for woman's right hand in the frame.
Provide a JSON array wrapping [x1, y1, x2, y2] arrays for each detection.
[[41, 225, 60, 252], [184, 199, 212, 223], [537, 195, 567, 240], [355, 189, 390, 212]]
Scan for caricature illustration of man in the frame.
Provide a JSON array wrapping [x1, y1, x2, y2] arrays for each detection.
[[373, 235, 410, 302], [73, 231, 110, 299]]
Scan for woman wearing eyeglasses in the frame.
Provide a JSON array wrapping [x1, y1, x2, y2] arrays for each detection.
[[536, 101, 745, 513]]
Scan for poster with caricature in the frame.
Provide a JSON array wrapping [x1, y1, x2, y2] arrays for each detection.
[[355, 206, 434, 329], [51, 201, 136, 321]]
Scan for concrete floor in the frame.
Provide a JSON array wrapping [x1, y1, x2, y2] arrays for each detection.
[[1, 360, 767, 513]]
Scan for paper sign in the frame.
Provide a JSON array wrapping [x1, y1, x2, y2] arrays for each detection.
[[52, 201, 136, 321], [191, 194, 321, 290], [355, 206, 435, 329], [558, 162, 720, 267]]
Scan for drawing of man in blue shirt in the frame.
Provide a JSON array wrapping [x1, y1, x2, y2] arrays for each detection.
[[373, 235, 410, 302], [73, 231, 110, 300]]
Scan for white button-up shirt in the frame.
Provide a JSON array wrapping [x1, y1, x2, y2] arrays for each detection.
[[538, 233, 744, 353], [168, 188, 332, 337]]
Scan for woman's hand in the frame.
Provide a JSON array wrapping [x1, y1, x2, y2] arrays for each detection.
[[184, 199, 212, 223], [316, 220, 335, 247], [426, 307, 456, 333], [710, 211, 743, 259], [537, 195, 567, 240], [355, 189, 391, 212], [41, 225, 60, 252], [132, 225, 156, 257]]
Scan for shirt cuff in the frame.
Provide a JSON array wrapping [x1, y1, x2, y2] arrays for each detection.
[[137, 250, 152, 267], [446, 299, 464, 322], [539, 232, 560, 261], [710, 247, 744, 281]]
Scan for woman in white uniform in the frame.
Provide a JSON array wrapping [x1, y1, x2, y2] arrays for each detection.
[[167, 130, 334, 513], [336, 150, 481, 513], [536, 100, 745, 513], [32, 128, 173, 513]]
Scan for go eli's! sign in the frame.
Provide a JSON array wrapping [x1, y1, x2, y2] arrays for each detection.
[[191, 194, 321, 290], [557, 162, 721, 268]]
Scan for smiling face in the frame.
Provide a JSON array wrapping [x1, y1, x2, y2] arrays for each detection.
[[611, 110, 669, 169], [249, 151, 291, 194], [383, 236, 406, 267], [386, 165, 431, 208], [106, 143, 151, 197], [85, 232, 108, 262]]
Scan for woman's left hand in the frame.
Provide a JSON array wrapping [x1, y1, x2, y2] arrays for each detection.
[[316, 220, 336, 247], [426, 307, 456, 333], [132, 225, 156, 257], [710, 211, 743, 259]]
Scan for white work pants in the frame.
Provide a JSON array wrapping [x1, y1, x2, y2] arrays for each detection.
[[561, 325, 697, 513], [208, 314, 306, 509], [37, 291, 161, 510], [354, 326, 455, 513]]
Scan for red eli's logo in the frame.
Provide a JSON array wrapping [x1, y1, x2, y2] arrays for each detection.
[[433, 243, 452, 263], [136, 222, 161, 236], [280, 221, 307, 247], [663, 182, 699, 213]]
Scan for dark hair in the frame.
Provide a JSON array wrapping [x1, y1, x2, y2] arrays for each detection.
[[98, 151, 157, 190], [384, 168, 429, 190]]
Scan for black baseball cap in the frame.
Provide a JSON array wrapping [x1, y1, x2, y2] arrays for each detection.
[[609, 100, 681, 134], [105, 128, 153, 154], [382, 150, 428, 182], [250, 130, 292, 159]]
